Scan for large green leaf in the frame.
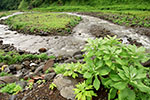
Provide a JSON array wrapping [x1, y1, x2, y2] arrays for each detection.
[[119, 88, 135, 100], [110, 72, 122, 81], [83, 72, 92, 79], [93, 75, 100, 90], [112, 82, 127, 90], [133, 81, 150, 93], [99, 67, 111, 76], [105, 60, 112, 67], [108, 88, 117, 100]]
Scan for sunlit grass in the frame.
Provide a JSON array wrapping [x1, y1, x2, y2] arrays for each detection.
[[5, 12, 81, 35]]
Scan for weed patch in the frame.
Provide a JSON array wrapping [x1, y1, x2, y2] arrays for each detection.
[[4, 12, 81, 36], [0, 50, 55, 65]]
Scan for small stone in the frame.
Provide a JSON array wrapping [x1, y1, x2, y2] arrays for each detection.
[[64, 58, 77, 63], [53, 74, 77, 91], [0, 76, 19, 84], [44, 72, 56, 81], [74, 54, 83, 60], [14, 64, 22, 71], [9, 65, 16, 71], [24, 72, 34, 80], [5, 32, 10, 35], [30, 63, 37, 67], [39, 48, 47, 53], [23, 61, 30, 68], [16, 81, 27, 88], [73, 50, 83, 57], [43, 59, 54, 72], [34, 65, 43, 75]]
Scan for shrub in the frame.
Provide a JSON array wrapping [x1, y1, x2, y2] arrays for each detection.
[[54, 36, 150, 100]]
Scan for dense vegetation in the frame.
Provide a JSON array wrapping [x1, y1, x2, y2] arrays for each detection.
[[0, 0, 150, 10], [4, 13, 81, 35], [54, 36, 150, 100], [0, 50, 55, 64]]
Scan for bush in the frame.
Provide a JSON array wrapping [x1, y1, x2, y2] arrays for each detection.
[[54, 36, 150, 100]]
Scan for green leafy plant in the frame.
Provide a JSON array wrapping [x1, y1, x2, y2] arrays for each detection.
[[49, 83, 56, 90], [0, 83, 22, 95], [0, 72, 11, 76], [26, 82, 34, 90], [36, 80, 46, 84], [0, 50, 54, 64], [73, 81, 97, 100], [54, 62, 83, 78], [54, 36, 150, 100], [74, 81, 97, 100]]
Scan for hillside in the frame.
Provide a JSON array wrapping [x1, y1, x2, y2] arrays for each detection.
[[0, 0, 150, 10]]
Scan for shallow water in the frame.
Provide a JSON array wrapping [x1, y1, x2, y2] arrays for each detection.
[[0, 12, 150, 56]]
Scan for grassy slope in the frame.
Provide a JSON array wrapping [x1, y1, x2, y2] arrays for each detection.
[[5, 12, 81, 35]]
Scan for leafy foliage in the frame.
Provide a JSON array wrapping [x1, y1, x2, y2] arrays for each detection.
[[49, 83, 57, 90], [0, 72, 11, 77], [98, 11, 150, 28], [54, 36, 150, 100], [0, 83, 22, 95], [73, 81, 97, 100], [0, 50, 55, 64]]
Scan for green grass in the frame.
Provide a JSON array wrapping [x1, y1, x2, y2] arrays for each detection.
[[5, 12, 81, 35], [31, 5, 150, 28], [97, 10, 150, 27], [32, 4, 150, 12], [0, 50, 55, 65], [0, 11, 17, 18]]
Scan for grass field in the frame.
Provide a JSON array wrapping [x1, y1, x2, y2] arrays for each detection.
[[5, 12, 81, 35], [31, 5, 150, 28], [0, 11, 17, 18], [97, 10, 150, 27]]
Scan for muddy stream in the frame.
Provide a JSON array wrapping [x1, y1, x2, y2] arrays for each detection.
[[0, 12, 150, 56]]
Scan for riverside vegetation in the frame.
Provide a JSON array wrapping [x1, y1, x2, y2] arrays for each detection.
[[54, 36, 150, 100], [4, 13, 81, 35], [0, 0, 150, 100], [0, 50, 55, 65]]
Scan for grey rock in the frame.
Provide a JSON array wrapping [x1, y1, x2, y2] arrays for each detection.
[[22, 61, 30, 67], [44, 72, 56, 81], [0, 76, 19, 84], [74, 54, 83, 60], [64, 58, 77, 63], [43, 59, 54, 72], [60, 86, 76, 100], [24, 72, 34, 79], [16, 81, 27, 88], [9, 95, 17, 100], [14, 64, 23, 71], [34, 65, 43, 75], [16, 70, 23, 78], [73, 50, 83, 56], [53, 74, 78, 100]]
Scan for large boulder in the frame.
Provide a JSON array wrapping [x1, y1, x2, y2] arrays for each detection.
[[53, 74, 78, 100]]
